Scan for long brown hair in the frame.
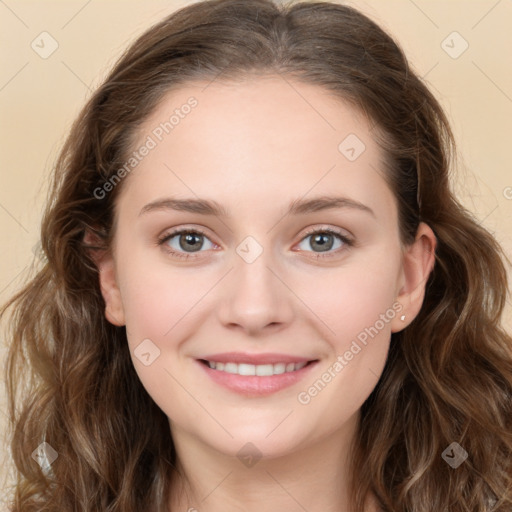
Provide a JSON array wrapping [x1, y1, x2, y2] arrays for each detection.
[[2, 0, 511, 510]]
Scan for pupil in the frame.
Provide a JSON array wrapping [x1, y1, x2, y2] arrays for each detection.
[[180, 233, 202, 252], [312, 233, 333, 252]]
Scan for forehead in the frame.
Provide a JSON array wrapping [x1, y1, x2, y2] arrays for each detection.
[[133, 75, 372, 166], [116, 75, 396, 227]]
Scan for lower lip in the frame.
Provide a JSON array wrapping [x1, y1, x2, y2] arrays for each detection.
[[196, 360, 319, 396]]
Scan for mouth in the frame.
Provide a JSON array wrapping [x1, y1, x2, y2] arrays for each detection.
[[196, 353, 320, 396], [198, 359, 316, 376]]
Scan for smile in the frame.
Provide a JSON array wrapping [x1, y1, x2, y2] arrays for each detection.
[[196, 354, 319, 396], [202, 360, 309, 376]]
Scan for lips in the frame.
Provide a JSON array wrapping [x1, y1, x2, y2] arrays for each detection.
[[196, 352, 319, 396]]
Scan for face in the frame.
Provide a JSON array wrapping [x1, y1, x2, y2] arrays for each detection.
[[97, 75, 435, 459]]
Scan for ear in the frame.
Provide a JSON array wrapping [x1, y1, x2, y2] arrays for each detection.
[[84, 229, 126, 327], [391, 222, 437, 333]]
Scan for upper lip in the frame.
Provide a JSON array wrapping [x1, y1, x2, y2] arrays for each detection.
[[199, 352, 317, 365]]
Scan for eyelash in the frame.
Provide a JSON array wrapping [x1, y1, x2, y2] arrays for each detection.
[[156, 226, 353, 260]]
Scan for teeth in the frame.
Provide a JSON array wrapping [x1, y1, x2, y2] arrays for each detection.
[[256, 364, 274, 376], [238, 363, 256, 376], [273, 363, 286, 374], [224, 362, 238, 374], [206, 360, 309, 376]]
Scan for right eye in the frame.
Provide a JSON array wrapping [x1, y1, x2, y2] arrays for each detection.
[[157, 228, 217, 259]]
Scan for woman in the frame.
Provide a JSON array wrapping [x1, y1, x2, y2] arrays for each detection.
[[2, 0, 511, 510]]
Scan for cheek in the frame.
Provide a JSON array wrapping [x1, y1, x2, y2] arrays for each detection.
[[333, 270, 398, 341], [120, 268, 202, 356], [291, 253, 400, 421], [117, 260, 206, 422], [294, 250, 401, 346]]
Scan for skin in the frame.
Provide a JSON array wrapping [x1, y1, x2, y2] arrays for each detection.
[[94, 75, 436, 512]]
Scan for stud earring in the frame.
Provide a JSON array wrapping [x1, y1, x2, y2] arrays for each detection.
[[400, 315, 406, 321]]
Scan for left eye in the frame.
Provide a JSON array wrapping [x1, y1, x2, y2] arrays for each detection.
[[297, 229, 351, 254]]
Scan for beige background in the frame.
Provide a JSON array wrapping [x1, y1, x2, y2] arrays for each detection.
[[1, 0, 511, 507]]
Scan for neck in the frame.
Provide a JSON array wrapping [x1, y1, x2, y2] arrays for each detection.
[[168, 411, 379, 512]]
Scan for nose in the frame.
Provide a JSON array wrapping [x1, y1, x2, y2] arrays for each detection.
[[216, 247, 294, 336]]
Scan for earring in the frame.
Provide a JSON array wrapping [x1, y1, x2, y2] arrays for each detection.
[[400, 315, 406, 321]]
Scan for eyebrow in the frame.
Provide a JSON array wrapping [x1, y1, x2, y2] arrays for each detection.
[[138, 195, 375, 218]]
